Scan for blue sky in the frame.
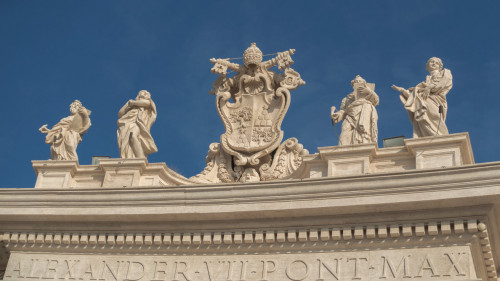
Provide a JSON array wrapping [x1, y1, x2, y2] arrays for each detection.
[[1, 1, 499, 187]]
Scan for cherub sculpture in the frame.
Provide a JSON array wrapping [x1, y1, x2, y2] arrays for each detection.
[[39, 100, 91, 161], [392, 57, 453, 138], [331, 75, 379, 145], [117, 90, 157, 159]]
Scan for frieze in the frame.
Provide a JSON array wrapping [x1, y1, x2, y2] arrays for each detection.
[[3, 247, 476, 281], [1, 219, 496, 280]]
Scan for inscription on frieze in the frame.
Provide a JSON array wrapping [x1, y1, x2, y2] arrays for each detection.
[[4, 246, 475, 281]]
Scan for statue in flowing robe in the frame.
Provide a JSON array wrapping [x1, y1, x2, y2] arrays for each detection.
[[331, 75, 379, 145], [117, 90, 157, 158], [392, 57, 453, 138], [39, 100, 91, 161]]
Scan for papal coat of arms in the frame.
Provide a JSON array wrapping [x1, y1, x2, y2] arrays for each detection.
[[191, 43, 308, 183]]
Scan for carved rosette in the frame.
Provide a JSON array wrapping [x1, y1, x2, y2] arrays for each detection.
[[192, 43, 307, 184]]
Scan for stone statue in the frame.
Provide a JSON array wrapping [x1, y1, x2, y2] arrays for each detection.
[[392, 57, 453, 138], [190, 43, 308, 184], [39, 100, 91, 161], [117, 90, 157, 158], [331, 75, 379, 145]]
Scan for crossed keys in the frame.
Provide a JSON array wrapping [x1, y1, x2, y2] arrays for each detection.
[[209, 49, 296, 76]]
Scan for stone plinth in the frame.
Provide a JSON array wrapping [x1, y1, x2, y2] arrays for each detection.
[[301, 133, 474, 178], [33, 160, 78, 188], [33, 158, 192, 188], [405, 133, 474, 169], [32, 133, 475, 189]]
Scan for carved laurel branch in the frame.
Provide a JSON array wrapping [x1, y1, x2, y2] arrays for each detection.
[[1, 218, 494, 280]]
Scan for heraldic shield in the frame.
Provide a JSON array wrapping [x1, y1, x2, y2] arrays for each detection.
[[190, 43, 309, 183], [218, 72, 288, 166]]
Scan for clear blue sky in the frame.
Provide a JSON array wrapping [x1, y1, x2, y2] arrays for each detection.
[[1, 1, 499, 187]]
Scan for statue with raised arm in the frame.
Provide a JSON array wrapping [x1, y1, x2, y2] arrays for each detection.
[[331, 75, 379, 145], [39, 100, 91, 161], [190, 43, 308, 183], [392, 57, 453, 138], [117, 90, 157, 159]]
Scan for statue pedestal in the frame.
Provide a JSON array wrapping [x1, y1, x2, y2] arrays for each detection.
[[312, 143, 377, 178], [301, 132, 474, 179], [33, 160, 78, 188], [32, 159, 192, 189], [405, 133, 474, 169], [32, 133, 475, 188], [100, 158, 148, 188]]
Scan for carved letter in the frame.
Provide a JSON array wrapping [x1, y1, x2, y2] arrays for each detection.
[[79, 263, 97, 280], [26, 259, 41, 279], [226, 261, 234, 281], [348, 258, 367, 280], [204, 262, 216, 281], [151, 262, 168, 281], [42, 259, 59, 279], [239, 261, 248, 281], [379, 256, 411, 278], [5, 260, 23, 278], [443, 253, 466, 276], [205, 261, 231, 281], [317, 258, 340, 281], [172, 262, 191, 281], [260, 260, 276, 281], [63, 260, 80, 280], [415, 255, 440, 278], [125, 262, 145, 281], [286, 260, 309, 281], [98, 261, 121, 281]]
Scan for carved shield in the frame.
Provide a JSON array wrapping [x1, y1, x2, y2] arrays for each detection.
[[217, 73, 290, 165]]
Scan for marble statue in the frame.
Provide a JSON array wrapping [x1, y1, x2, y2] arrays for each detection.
[[331, 75, 379, 145], [392, 57, 453, 138], [117, 90, 157, 158], [39, 100, 91, 161], [190, 43, 309, 183]]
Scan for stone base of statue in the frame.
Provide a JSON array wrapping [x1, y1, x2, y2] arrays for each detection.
[[300, 132, 473, 178], [32, 158, 193, 188], [32, 133, 474, 189]]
